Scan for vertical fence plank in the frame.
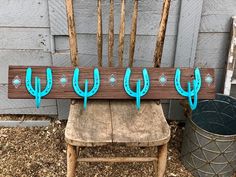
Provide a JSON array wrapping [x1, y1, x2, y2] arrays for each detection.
[[169, 0, 204, 120], [128, 0, 138, 67], [174, 0, 203, 67]]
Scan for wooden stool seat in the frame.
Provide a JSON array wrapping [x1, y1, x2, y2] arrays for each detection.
[[64, 0, 172, 176], [65, 100, 170, 147]]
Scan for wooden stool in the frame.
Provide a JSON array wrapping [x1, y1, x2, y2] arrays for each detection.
[[65, 100, 170, 177], [64, 0, 172, 176]]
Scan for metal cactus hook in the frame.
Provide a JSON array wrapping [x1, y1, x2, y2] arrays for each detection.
[[174, 68, 201, 110], [72, 68, 100, 109], [188, 80, 198, 110], [25, 67, 53, 108], [124, 68, 150, 110]]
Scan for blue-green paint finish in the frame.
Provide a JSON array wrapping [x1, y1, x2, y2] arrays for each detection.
[[174, 68, 201, 110], [72, 68, 100, 109], [124, 68, 150, 110], [25, 67, 53, 108]]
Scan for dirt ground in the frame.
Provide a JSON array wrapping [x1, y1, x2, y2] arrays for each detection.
[[0, 116, 235, 177]]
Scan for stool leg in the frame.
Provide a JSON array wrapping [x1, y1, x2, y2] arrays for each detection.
[[157, 144, 168, 177], [67, 144, 77, 177]]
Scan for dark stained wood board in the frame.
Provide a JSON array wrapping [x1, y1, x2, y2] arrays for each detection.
[[8, 66, 215, 99]]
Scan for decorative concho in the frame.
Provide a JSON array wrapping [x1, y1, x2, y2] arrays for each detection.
[[109, 74, 116, 86], [205, 74, 213, 86], [159, 73, 167, 86], [12, 76, 21, 88], [59, 74, 67, 87]]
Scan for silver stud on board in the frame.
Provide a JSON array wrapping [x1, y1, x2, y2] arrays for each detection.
[[59, 74, 67, 87], [159, 73, 167, 86], [12, 76, 21, 88]]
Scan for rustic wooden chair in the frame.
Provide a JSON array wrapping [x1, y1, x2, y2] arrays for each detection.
[[65, 0, 171, 176]]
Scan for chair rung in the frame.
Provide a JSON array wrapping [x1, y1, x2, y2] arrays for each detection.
[[78, 157, 157, 163]]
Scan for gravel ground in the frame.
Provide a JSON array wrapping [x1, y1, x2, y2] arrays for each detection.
[[0, 116, 235, 177]]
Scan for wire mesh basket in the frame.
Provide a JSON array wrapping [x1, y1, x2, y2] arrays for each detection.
[[181, 94, 236, 177]]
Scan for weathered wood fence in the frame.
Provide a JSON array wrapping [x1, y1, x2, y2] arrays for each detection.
[[0, 0, 235, 120]]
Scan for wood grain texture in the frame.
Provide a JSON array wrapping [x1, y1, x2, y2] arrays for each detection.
[[56, 99, 70, 120], [157, 144, 168, 177], [169, 0, 204, 120], [52, 54, 171, 120], [97, 0, 103, 67], [77, 157, 157, 162], [200, 0, 236, 32], [0, 50, 52, 84], [0, 28, 50, 51], [108, 0, 114, 67], [0, 0, 49, 27], [65, 100, 170, 147], [48, 0, 68, 35], [118, 0, 126, 67], [48, 0, 180, 36], [0, 85, 57, 115], [110, 100, 170, 146], [54, 34, 176, 67], [65, 100, 112, 146], [54, 97, 170, 120], [65, 0, 79, 66], [128, 0, 138, 67], [67, 144, 77, 177], [195, 33, 230, 69], [52, 51, 173, 68], [8, 66, 215, 99], [0, 120, 50, 127], [153, 0, 171, 68], [200, 15, 234, 33], [174, 0, 203, 68]]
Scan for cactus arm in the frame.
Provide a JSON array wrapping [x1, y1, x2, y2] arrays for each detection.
[[124, 68, 150, 110], [35, 77, 41, 108], [26, 68, 36, 95], [25, 67, 53, 108], [72, 68, 100, 109], [136, 80, 141, 110], [41, 68, 53, 97], [124, 68, 136, 97], [174, 68, 189, 97], [188, 80, 198, 110], [83, 79, 88, 109], [72, 68, 84, 96], [194, 68, 201, 93], [87, 68, 100, 97], [175, 68, 201, 97], [140, 68, 150, 96]]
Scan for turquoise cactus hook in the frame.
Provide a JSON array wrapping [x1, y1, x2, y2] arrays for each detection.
[[72, 68, 100, 109], [25, 67, 53, 108], [174, 68, 201, 110], [188, 80, 198, 110], [124, 68, 150, 110]]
